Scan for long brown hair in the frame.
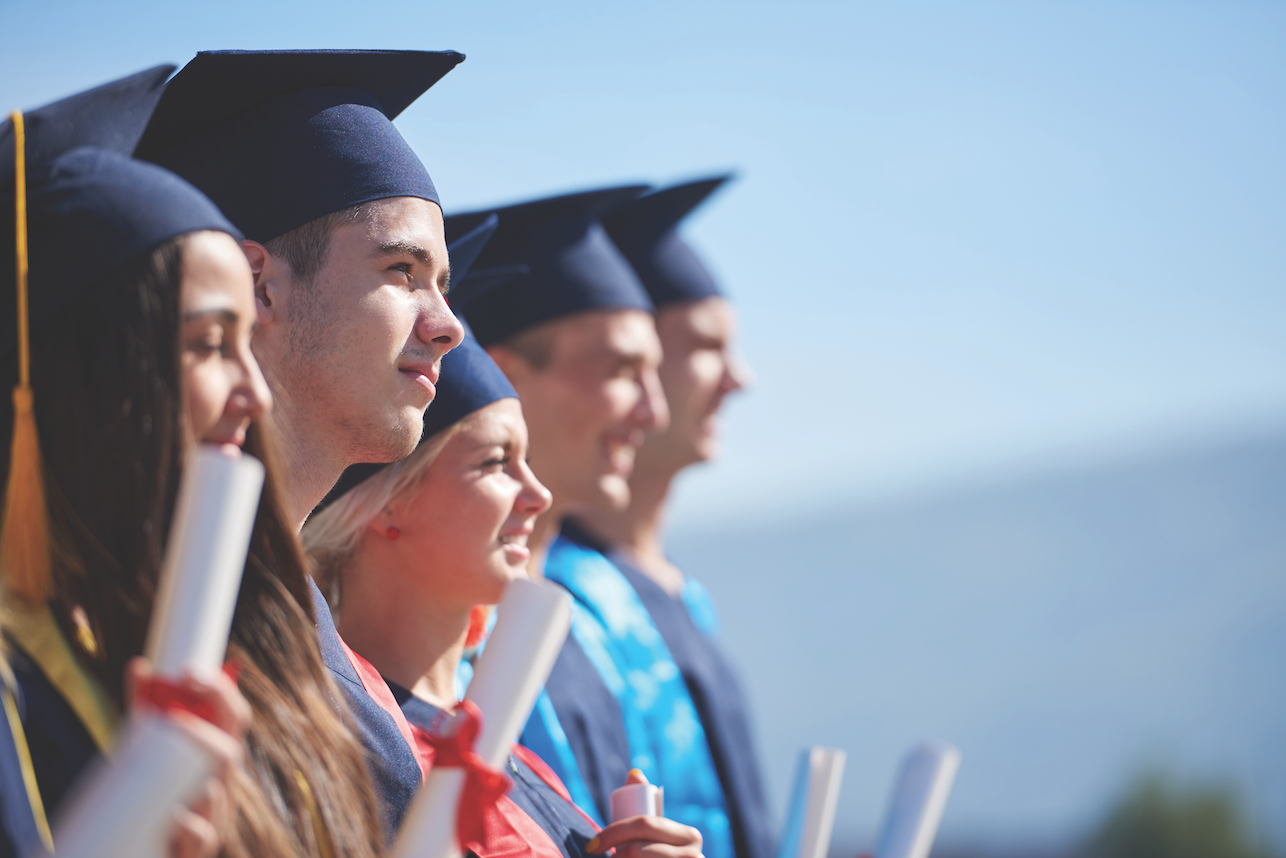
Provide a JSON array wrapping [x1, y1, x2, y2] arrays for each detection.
[[0, 234, 383, 858]]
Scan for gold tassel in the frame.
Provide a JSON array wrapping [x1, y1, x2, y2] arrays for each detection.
[[1, 110, 51, 603]]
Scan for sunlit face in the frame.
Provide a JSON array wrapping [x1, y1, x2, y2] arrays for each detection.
[[644, 297, 749, 470], [180, 230, 272, 449], [382, 399, 551, 611], [265, 196, 463, 464], [506, 309, 669, 513]]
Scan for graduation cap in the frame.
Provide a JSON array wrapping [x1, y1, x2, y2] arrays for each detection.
[[315, 215, 519, 510], [600, 174, 733, 307], [1, 69, 242, 601], [444, 185, 654, 347], [135, 49, 463, 242]]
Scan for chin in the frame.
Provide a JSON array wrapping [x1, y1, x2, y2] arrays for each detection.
[[595, 475, 633, 511], [387, 408, 427, 458]]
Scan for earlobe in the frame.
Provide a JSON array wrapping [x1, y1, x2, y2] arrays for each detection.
[[242, 240, 278, 325], [487, 345, 529, 387]]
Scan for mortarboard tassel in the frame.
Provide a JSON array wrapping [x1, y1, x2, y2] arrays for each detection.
[[2, 110, 52, 603]]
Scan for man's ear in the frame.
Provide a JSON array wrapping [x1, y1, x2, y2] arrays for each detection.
[[486, 344, 531, 389], [242, 240, 284, 325]]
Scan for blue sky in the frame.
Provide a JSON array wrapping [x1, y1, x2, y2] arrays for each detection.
[[1, 0, 1283, 526]]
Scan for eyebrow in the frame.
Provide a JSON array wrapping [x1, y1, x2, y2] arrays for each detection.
[[369, 240, 433, 265], [370, 241, 452, 293], [182, 308, 239, 325]]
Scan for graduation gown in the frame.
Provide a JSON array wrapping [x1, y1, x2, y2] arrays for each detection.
[[306, 578, 424, 839], [0, 677, 48, 858], [521, 635, 629, 825], [531, 530, 734, 858], [2, 603, 118, 823], [387, 681, 598, 858], [611, 553, 775, 858]]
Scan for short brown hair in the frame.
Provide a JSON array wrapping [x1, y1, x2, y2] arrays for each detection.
[[263, 201, 377, 284]]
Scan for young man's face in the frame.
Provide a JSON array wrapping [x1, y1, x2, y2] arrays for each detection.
[[500, 309, 669, 513], [262, 196, 462, 464], [642, 296, 749, 472]]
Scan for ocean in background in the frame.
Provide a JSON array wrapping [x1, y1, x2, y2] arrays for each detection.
[[670, 428, 1286, 856]]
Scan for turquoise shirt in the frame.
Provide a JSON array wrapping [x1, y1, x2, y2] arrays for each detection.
[[532, 536, 733, 857]]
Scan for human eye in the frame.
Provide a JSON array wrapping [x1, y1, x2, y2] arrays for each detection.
[[185, 325, 224, 356]]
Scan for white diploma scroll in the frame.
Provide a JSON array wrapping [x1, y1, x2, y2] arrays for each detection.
[[144, 445, 265, 678], [389, 577, 573, 858], [777, 746, 847, 858], [873, 741, 961, 858], [40, 715, 211, 858], [610, 782, 664, 821]]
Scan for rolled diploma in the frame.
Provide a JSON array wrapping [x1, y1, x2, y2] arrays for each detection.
[[874, 741, 961, 858], [610, 782, 663, 821], [40, 715, 210, 858], [785, 746, 846, 858], [144, 446, 265, 678], [389, 577, 572, 858]]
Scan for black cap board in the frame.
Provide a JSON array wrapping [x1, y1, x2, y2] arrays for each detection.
[[136, 49, 463, 242], [444, 184, 653, 347], [601, 174, 733, 307], [1, 68, 241, 356]]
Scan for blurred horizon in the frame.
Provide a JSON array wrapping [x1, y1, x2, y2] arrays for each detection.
[[673, 425, 1286, 854]]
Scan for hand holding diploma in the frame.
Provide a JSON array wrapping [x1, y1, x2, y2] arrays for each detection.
[[128, 658, 251, 858], [389, 578, 573, 858], [587, 769, 704, 858], [40, 660, 251, 858], [37, 446, 264, 858]]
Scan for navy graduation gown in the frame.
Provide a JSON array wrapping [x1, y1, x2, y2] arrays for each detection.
[[611, 557, 775, 858], [0, 682, 44, 858], [387, 683, 598, 858], [5, 647, 99, 821], [307, 577, 422, 840], [538, 633, 631, 822]]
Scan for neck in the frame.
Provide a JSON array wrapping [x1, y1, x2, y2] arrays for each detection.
[[266, 381, 350, 530], [337, 545, 468, 708], [575, 466, 685, 595]]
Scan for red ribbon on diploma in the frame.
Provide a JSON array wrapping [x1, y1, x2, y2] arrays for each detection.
[[135, 661, 243, 726], [425, 698, 513, 852]]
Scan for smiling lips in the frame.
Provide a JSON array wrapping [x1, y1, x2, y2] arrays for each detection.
[[399, 363, 439, 397], [604, 434, 640, 475]]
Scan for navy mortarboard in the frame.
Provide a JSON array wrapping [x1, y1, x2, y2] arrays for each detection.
[[444, 185, 653, 346], [135, 49, 462, 240], [601, 174, 733, 307], [1, 67, 240, 357]]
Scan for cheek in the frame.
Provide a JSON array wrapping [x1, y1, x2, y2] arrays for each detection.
[[183, 361, 230, 439], [600, 379, 639, 424], [688, 355, 726, 407]]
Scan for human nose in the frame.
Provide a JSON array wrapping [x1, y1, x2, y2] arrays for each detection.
[[635, 368, 670, 433], [231, 345, 272, 421], [723, 348, 753, 396], [516, 461, 553, 517], [417, 291, 464, 355]]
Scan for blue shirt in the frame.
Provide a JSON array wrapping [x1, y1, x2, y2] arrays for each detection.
[[612, 553, 775, 858], [529, 532, 733, 858]]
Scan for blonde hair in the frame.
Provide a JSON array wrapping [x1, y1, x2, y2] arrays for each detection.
[[303, 420, 467, 604]]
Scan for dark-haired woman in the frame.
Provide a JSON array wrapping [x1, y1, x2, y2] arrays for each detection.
[[305, 334, 704, 858], [2, 82, 385, 856]]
